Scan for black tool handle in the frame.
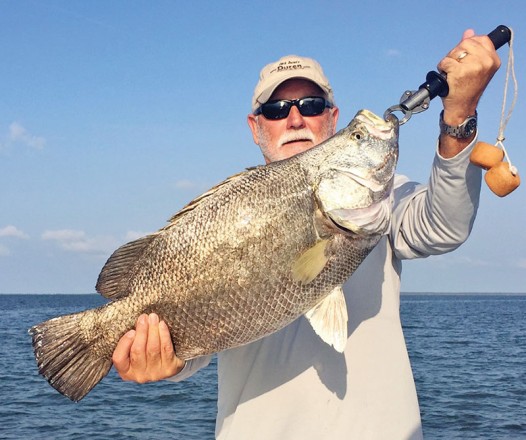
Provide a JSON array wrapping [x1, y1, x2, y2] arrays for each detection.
[[422, 25, 512, 100], [488, 25, 513, 50]]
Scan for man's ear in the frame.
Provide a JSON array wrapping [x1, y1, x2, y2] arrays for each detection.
[[330, 106, 340, 130], [247, 114, 260, 145]]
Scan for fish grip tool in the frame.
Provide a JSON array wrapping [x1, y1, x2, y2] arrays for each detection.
[[385, 25, 520, 197], [384, 25, 512, 125]]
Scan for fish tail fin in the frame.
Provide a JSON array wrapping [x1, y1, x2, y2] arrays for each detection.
[[29, 311, 112, 402]]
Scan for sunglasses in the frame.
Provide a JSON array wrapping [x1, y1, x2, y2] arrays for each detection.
[[254, 96, 333, 120]]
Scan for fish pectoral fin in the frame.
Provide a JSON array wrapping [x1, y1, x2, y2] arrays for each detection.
[[305, 286, 348, 353], [291, 239, 330, 284]]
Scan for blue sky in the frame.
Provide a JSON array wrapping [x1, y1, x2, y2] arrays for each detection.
[[1, 0, 525, 293]]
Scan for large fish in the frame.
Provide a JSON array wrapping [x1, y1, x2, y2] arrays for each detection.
[[30, 109, 399, 401]]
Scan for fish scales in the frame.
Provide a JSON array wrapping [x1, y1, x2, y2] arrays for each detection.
[[99, 161, 328, 357], [30, 109, 399, 401]]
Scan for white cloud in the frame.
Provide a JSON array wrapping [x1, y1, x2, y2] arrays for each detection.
[[125, 230, 151, 241], [386, 48, 401, 57], [0, 225, 29, 239], [42, 229, 85, 241], [0, 244, 10, 256], [173, 179, 212, 195], [1, 122, 46, 151], [432, 254, 494, 267], [41, 229, 118, 255], [456, 255, 493, 267], [436, 255, 526, 271], [174, 179, 199, 189], [10, 122, 46, 149]]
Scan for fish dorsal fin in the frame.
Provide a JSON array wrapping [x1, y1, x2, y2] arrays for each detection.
[[96, 169, 257, 300], [305, 286, 348, 352], [96, 234, 158, 299], [168, 170, 253, 223], [291, 239, 330, 284]]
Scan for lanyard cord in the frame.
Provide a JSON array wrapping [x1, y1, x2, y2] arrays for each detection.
[[496, 28, 518, 176]]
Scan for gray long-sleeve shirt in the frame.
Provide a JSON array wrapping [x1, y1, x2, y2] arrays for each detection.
[[170, 140, 482, 440]]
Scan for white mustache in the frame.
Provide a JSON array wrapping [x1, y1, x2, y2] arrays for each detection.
[[278, 129, 314, 147]]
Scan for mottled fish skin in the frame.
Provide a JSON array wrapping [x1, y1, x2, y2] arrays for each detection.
[[29, 110, 399, 401]]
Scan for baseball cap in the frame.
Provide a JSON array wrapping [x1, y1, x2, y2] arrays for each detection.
[[251, 55, 334, 112]]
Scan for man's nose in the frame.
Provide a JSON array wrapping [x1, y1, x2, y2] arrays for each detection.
[[286, 105, 306, 129]]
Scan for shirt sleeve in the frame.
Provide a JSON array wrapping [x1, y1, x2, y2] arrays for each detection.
[[165, 355, 213, 382], [390, 137, 482, 260]]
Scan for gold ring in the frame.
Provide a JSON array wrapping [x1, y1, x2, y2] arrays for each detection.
[[457, 51, 468, 61]]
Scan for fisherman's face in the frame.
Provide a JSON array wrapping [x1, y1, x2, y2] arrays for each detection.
[[248, 79, 339, 163]]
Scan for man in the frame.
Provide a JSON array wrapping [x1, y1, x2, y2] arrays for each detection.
[[113, 29, 500, 439]]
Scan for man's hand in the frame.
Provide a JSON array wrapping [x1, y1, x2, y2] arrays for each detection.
[[437, 29, 501, 157], [113, 313, 185, 383]]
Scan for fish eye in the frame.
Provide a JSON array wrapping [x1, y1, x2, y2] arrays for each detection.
[[351, 130, 365, 141]]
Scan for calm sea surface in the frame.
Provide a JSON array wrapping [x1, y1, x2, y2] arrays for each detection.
[[0, 294, 524, 439]]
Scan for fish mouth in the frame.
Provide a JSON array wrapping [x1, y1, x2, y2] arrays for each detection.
[[355, 109, 399, 140]]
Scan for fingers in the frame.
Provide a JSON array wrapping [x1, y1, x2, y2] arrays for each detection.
[[128, 313, 161, 383], [129, 314, 150, 374], [159, 319, 176, 364], [112, 329, 135, 377], [436, 29, 501, 118], [112, 313, 185, 383], [461, 29, 475, 41], [156, 318, 186, 377], [146, 313, 162, 362], [439, 28, 500, 72]]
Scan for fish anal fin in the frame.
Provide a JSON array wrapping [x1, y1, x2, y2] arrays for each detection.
[[305, 286, 348, 352], [96, 234, 157, 299], [291, 239, 330, 284]]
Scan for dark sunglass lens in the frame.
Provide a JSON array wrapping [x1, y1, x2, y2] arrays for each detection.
[[262, 101, 290, 119], [298, 98, 325, 116], [258, 97, 329, 120]]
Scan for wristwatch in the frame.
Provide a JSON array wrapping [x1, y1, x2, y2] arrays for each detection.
[[439, 110, 477, 139]]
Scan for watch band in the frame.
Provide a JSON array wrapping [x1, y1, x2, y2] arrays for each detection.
[[439, 110, 478, 139]]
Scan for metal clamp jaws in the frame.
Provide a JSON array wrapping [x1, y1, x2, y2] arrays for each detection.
[[384, 89, 431, 125]]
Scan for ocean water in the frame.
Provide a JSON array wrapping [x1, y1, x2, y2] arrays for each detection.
[[0, 294, 524, 439]]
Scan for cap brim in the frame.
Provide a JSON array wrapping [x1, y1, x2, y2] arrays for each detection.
[[253, 75, 331, 111]]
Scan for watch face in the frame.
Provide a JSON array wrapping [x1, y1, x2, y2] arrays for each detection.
[[465, 118, 477, 136]]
